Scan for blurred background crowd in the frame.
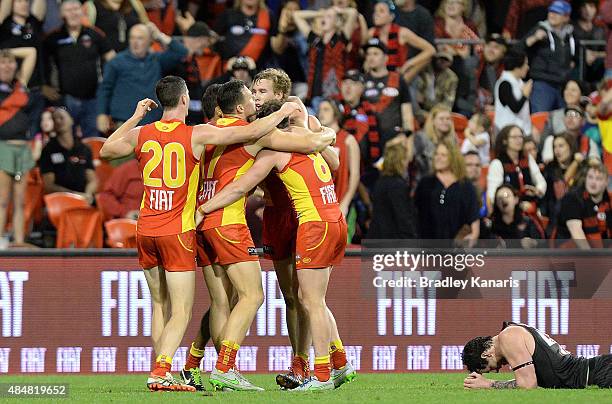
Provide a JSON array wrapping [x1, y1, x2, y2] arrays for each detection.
[[0, 0, 611, 249]]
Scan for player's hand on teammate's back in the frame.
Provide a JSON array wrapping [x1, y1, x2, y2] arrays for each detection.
[[463, 372, 492, 389], [279, 101, 301, 117], [133, 99, 159, 121]]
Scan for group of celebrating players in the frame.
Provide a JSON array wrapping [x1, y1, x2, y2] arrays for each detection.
[[99, 68, 356, 392]]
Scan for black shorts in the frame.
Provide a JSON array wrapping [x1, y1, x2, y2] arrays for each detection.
[[588, 354, 612, 388]]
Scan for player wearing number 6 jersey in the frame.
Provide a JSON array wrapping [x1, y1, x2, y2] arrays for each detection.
[[196, 100, 351, 391], [99, 76, 301, 392]]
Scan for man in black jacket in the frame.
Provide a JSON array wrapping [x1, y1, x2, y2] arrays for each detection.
[[522, 1, 576, 113]]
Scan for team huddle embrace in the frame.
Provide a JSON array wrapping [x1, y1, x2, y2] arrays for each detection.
[[99, 69, 355, 392]]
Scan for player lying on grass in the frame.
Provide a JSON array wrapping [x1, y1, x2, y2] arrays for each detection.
[[462, 321, 612, 389], [196, 100, 356, 391], [100, 76, 301, 392]]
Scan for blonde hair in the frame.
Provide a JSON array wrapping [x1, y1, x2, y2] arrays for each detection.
[[435, 0, 471, 18], [424, 104, 455, 144], [252, 68, 292, 100], [437, 140, 466, 181], [382, 142, 408, 177]]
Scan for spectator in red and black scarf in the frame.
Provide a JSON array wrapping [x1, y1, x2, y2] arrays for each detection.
[[293, 6, 357, 104]]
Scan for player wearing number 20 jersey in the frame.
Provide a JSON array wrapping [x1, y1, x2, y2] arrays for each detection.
[[135, 119, 200, 271]]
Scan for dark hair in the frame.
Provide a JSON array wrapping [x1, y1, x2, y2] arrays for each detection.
[[552, 132, 577, 163], [564, 79, 586, 98], [217, 80, 247, 115], [202, 84, 222, 121], [319, 98, 344, 126], [155, 76, 187, 108], [256, 99, 289, 129], [462, 336, 493, 373], [494, 124, 524, 160], [491, 184, 520, 226], [463, 150, 481, 159], [503, 48, 527, 71]]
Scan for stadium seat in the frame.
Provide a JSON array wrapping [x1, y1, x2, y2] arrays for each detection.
[[43, 192, 103, 248], [451, 112, 469, 143], [82, 137, 115, 191], [530, 112, 549, 133], [104, 219, 137, 248]]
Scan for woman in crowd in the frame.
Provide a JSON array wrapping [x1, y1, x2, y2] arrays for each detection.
[[332, 0, 368, 70], [540, 132, 583, 227], [540, 80, 586, 141], [368, 139, 416, 239], [490, 184, 544, 248], [414, 103, 456, 178], [415, 140, 480, 244], [487, 125, 547, 207], [271, 1, 307, 85]]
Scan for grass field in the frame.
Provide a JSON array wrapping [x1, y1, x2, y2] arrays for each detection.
[[1, 373, 610, 403]]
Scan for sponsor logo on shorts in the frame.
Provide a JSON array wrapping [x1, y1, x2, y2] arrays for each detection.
[[247, 247, 258, 256], [263, 245, 274, 255], [302, 257, 311, 264]]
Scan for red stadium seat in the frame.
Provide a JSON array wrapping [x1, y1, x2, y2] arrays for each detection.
[[82, 137, 115, 191], [451, 112, 469, 143], [44, 192, 103, 248], [530, 112, 549, 133], [104, 218, 137, 248]]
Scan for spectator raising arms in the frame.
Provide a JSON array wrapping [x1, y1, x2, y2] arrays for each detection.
[[368, 0, 434, 82], [368, 139, 416, 239], [293, 6, 357, 103], [494, 48, 532, 136], [0, 49, 37, 246], [522, 1, 576, 113], [44, 0, 116, 138], [0, 0, 46, 134], [415, 140, 480, 243], [332, 0, 368, 71], [96, 22, 187, 133]]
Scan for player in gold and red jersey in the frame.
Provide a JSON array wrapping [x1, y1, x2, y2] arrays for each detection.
[[197, 100, 356, 391], [99, 76, 301, 392], [318, 98, 361, 219], [196, 79, 336, 391], [251, 69, 342, 386]]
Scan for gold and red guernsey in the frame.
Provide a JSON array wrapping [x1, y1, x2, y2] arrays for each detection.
[[134, 120, 200, 236]]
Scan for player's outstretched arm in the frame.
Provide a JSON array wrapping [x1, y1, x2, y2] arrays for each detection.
[[257, 125, 335, 154], [192, 102, 301, 147], [100, 99, 157, 160], [196, 150, 280, 223]]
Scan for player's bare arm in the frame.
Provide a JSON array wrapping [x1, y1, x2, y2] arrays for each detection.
[[191, 102, 301, 156], [256, 125, 335, 154], [464, 327, 538, 389], [196, 150, 289, 225], [320, 144, 340, 171], [100, 98, 157, 160]]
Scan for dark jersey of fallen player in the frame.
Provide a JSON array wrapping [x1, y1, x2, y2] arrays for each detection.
[[503, 322, 589, 388]]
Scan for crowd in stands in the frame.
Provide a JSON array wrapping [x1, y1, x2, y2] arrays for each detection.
[[0, 0, 611, 249]]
